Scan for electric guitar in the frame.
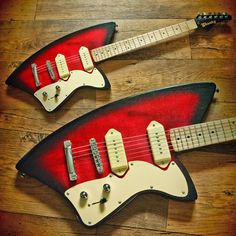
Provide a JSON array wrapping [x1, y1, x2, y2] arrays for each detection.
[[16, 82, 236, 226], [6, 12, 231, 112]]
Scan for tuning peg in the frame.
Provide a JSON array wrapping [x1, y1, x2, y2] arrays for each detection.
[[222, 12, 227, 15]]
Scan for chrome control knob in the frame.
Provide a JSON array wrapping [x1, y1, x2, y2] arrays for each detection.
[[103, 184, 111, 192], [80, 191, 88, 199]]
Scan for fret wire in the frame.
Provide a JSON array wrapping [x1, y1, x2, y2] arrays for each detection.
[[228, 119, 234, 139], [177, 23, 183, 33], [113, 42, 120, 54], [212, 121, 220, 142], [123, 40, 129, 50], [181, 127, 190, 149], [192, 125, 200, 147], [147, 32, 155, 43], [217, 120, 227, 142], [154, 29, 162, 40], [187, 126, 195, 148], [151, 31, 158, 41], [173, 129, 181, 151], [144, 33, 151, 44], [92, 19, 199, 62], [205, 123, 213, 144], [170, 118, 236, 151], [214, 121, 226, 140], [177, 128, 185, 150]]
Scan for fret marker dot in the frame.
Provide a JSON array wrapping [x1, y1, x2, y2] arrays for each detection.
[[198, 133, 202, 136]]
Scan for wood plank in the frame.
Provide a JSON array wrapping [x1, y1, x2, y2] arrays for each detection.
[[190, 20, 236, 59], [35, 0, 236, 20], [0, 0, 236, 235], [1, 19, 234, 63], [167, 151, 236, 235], [96, 224, 197, 236], [0, 0, 37, 20], [96, 59, 236, 107], [0, 19, 192, 62], [1, 59, 236, 111], [0, 129, 168, 229], [0, 101, 235, 135], [0, 211, 95, 236]]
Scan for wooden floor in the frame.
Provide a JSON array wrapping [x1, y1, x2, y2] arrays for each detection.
[[0, 0, 235, 235]]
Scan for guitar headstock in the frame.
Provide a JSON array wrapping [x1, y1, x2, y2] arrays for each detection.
[[195, 12, 232, 29]]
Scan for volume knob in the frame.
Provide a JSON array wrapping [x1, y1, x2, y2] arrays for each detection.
[[80, 191, 88, 199], [103, 184, 111, 192]]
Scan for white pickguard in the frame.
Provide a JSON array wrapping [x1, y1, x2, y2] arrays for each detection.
[[65, 161, 189, 226], [34, 68, 105, 112]]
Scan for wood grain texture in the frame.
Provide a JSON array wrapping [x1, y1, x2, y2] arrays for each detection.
[[0, 0, 235, 235]]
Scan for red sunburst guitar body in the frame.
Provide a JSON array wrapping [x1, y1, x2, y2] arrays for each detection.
[[6, 22, 116, 111], [16, 82, 217, 226], [6, 13, 231, 112]]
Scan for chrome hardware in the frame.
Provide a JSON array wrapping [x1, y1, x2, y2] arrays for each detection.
[[46, 60, 56, 81], [64, 140, 77, 181], [103, 184, 111, 192], [80, 191, 88, 199], [89, 138, 103, 174], [31, 63, 41, 87]]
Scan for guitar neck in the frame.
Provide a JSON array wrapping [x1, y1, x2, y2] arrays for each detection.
[[91, 19, 198, 62], [170, 117, 236, 152]]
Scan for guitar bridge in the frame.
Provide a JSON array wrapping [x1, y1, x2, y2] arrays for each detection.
[[31, 63, 41, 87], [64, 140, 77, 181], [89, 138, 103, 174]]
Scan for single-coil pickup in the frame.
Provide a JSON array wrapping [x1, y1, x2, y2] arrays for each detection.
[[64, 140, 77, 181], [89, 138, 103, 174], [55, 53, 70, 79], [105, 128, 128, 176], [79, 46, 94, 72], [147, 121, 171, 168]]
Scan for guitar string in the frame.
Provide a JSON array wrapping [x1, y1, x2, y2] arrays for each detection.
[[71, 121, 235, 152], [36, 56, 82, 73], [72, 129, 235, 165], [72, 132, 234, 162], [32, 19, 229, 75], [72, 133, 235, 168], [72, 125, 235, 156], [33, 23, 191, 73], [37, 55, 81, 70], [72, 128, 235, 161]]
